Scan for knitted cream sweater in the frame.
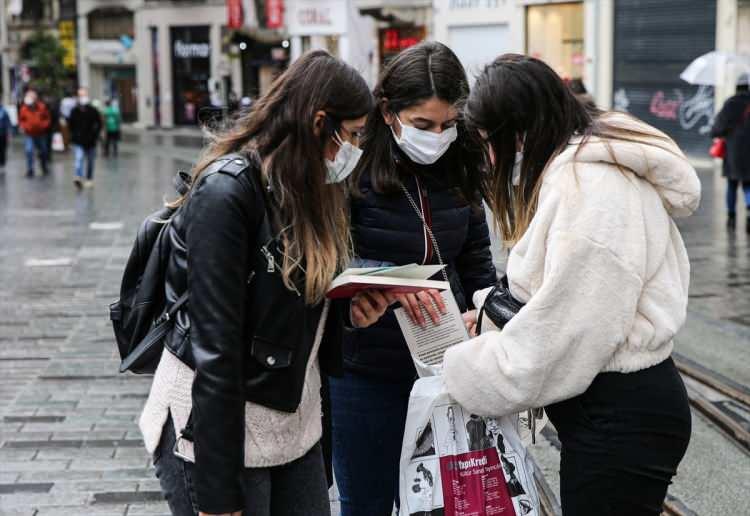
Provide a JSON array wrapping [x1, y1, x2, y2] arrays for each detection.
[[444, 113, 701, 417], [139, 300, 329, 468]]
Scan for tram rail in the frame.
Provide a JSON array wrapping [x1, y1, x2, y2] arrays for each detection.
[[673, 352, 750, 455]]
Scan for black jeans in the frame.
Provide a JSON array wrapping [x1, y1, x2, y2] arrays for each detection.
[[104, 130, 119, 157], [154, 415, 331, 516], [546, 357, 691, 515]]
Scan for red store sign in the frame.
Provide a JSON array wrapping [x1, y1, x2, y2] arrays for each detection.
[[266, 0, 285, 29], [227, 0, 243, 29]]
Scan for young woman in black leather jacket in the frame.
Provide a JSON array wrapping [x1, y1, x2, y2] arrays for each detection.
[[138, 51, 390, 516], [329, 42, 497, 515]]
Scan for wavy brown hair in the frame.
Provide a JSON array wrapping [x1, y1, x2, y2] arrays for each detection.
[[466, 54, 674, 245], [176, 50, 373, 304]]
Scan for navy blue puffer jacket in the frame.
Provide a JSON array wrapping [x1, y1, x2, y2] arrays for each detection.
[[345, 158, 497, 380]]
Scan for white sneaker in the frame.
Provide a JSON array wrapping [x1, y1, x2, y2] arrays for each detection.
[[84, 180, 94, 188]]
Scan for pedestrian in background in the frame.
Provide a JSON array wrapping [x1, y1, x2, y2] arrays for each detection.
[[0, 101, 12, 169], [330, 42, 496, 516], [711, 80, 750, 232], [445, 54, 699, 516], [68, 87, 102, 189], [138, 50, 383, 516], [18, 88, 51, 177], [103, 99, 121, 158]]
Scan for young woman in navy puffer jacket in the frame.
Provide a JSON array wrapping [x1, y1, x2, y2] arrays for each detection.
[[329, 42, 497, 516]]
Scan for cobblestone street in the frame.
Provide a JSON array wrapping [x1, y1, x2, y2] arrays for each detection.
[[0, 133, 748, 515]]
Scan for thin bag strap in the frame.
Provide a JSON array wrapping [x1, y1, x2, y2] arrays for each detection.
[[399, 181, 450, 283]]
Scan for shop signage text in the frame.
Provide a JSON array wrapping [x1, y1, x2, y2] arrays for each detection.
[[449, 0, 503, 9], [174, 40, 210, 59], [288, 0, 346, 35], [59, 20, 77, 69]]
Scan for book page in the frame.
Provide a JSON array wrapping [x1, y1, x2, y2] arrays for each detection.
[[394, 291, 469, 373]]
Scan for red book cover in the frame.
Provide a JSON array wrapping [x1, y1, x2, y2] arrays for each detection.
[[326, 283, 444, 299]]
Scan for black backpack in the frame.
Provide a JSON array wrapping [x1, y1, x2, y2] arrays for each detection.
[[110, 154, 270, 375], [109, 171, 192, 374]]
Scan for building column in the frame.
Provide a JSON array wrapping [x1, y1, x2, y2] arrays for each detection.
[[158, 22, 173, 128], [587, 0, 613, 110], [337, 34, 349, 62], [290, 36, 303, 62], [135, 9, 155, 128], [77, 11, 91, 88], [0, 2, 10, 106], [715, 0, 739, 111], [210, 22, 223, 96]]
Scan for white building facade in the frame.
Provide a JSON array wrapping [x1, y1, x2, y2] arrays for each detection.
[[432, 0, 613, 107], [287, 0, 377, 85]]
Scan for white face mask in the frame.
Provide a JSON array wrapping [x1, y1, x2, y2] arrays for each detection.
[[512, 151, 523, 186], [79, 96, 90, 105], [390, 115, 458, 165], [326, 132, 362, 184], [24, 96, 34, 106]]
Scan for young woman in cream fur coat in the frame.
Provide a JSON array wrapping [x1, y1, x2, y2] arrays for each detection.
[[446, 55, 700, 515]]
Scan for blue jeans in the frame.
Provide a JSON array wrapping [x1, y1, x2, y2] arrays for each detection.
[[329, 371, 415, 516], [154, 414, 331, 516], [24, 135, 48, 172], [726, 179, 750, 215], [74, 144, 96, 180]]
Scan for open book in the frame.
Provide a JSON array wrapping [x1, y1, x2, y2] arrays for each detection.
[[394, 289, 469, 376], [326, 263, 448, 299]]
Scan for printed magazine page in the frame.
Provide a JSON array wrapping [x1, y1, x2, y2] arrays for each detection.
[[394, 290, 469, 375]]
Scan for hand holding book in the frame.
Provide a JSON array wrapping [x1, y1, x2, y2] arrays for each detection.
[[350, 289, 394, 328]]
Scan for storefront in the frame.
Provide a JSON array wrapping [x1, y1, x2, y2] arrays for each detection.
[[287, 0, 375, 84], [433, 0, 523, 80], [526, 1, 584, 81], [612, 0, 717, 156], [378, 26, 425, 66], [134, 3, 242, 128], [171, 26, 211, 126], [356, 0, 431, 77]]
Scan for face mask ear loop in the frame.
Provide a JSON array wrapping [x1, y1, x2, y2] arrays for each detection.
[[393, 114, 406, 140], [332, 130, 344, 148]]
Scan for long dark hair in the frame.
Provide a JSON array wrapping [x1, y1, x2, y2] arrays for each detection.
[[180, 50, 373, 304], [353, 41, 484, 203], [466, 54, 672, 245]]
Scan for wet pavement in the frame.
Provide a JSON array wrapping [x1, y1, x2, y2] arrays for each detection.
[[0, 134, 748, 515]]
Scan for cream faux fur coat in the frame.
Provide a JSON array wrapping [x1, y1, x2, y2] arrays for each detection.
[[443, 113, 701, 417]]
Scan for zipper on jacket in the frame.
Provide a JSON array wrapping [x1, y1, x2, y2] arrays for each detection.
[[415, 177, 434, 264]]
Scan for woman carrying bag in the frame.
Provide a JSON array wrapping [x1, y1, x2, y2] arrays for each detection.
[[138, 51, 390, 516], [444, 55, 699, 515], [329, 41, 496, 515]]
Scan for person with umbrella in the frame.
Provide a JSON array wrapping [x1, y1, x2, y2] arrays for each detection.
[[711, 78, 750, 231]]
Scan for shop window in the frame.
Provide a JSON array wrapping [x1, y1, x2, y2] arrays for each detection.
[[88, 7, 135, 40], [379, 26, 425, 65], [20, 0, 53, 22], [526, 2, 584, 80]]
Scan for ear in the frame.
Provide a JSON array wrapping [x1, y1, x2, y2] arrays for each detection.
[[313, 110, 326, 137], [380, 98, 394, 126]]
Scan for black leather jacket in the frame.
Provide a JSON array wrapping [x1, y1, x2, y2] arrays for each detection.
[[162, 154, 344, 513]]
